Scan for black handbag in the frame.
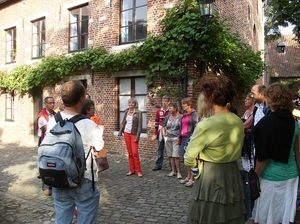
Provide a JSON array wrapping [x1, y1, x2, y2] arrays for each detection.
[[248, 167, 261, 200], [241, 126, 261, 201]]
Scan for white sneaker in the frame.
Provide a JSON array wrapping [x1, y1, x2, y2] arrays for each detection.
[[167, 171, 175, 177], [177, 173, 182, 179]]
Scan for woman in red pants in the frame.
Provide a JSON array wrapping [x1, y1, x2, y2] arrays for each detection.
[[118, 97, 143, 177]]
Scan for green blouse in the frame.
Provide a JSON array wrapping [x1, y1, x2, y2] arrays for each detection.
[[184, 113, 244, 168]]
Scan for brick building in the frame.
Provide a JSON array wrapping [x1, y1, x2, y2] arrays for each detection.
[[264, 34, 300, 94], [0, 0, 264, 159]]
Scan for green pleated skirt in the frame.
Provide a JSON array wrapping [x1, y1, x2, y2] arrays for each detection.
[[187, 161, 245, 224]]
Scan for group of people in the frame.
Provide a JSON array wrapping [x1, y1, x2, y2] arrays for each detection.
[[35, 75, 300, 224], [244, 83, 300, 224], [149, 77, 300, 223], [149, 96, 199, 187]]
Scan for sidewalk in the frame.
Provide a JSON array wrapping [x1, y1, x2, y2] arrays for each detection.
[[0, 143, 299, 223]]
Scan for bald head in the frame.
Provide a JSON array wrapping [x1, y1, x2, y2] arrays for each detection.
[[251, 84, 266, 104], [61, 80, 86, 107]]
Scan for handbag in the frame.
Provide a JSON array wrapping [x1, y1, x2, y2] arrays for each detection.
[[241, 130, 261, 201], [95, 145, 109, 173], [245, 138, 260, 201], [248, 167, 261, 200]]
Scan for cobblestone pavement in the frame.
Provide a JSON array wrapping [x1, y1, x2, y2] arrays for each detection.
[[0, 143, 300, 224]]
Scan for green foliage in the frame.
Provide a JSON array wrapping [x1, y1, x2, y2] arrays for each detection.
[[0, 0, 264, 95], [265, 0, 300, 43], [0, 47, 107, 94]]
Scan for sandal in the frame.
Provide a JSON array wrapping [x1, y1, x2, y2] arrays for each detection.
[[185, 180, 194, 187], [179, 177, 189, 184]]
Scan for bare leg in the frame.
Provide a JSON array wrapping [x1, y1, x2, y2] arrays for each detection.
[[174, 157, 180, 174], [169, 157, 175, 171], [187, 167, 192, 180]]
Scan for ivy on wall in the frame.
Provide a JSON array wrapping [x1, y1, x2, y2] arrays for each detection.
[[0, 0, 264, 95]]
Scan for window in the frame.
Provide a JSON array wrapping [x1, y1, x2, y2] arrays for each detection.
[[32, 18, 46, 59], [5, 92, 14, 121], [120, 0, 147, 44], [5, 27, 16, 63], [119, 77, 147, 131], [69, 4, 89, 52]]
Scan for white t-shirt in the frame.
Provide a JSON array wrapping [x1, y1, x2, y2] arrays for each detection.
[[46, 112, 105, 182], [37, 110, 54, 137], [124, 114, 133, 133]]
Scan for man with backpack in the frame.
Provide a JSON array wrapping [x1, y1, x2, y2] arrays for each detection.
[[42, 80, 104, 224]]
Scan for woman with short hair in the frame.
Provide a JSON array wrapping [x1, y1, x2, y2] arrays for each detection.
[[185, 75, 245, 223], [162, 102, 182, 179], [179, 97, 199, 187], [118, 97, 143, 177]]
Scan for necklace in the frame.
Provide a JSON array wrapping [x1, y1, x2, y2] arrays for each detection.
[[128, 110, 135, 115]]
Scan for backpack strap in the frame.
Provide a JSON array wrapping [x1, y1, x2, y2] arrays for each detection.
[[85, 146, 95, 191], [55, 112, 88, 123], [69, 114, 88, 123], [54, 112, 88, 128], [54, 111, 63, 123]]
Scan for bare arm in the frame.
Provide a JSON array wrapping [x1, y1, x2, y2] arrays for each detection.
[[42, 124, 47, 131], [293, 109, 300, 118], [162, 126, 166, 137], [243, 114, 253, 130], [254, 159, 268, 177]]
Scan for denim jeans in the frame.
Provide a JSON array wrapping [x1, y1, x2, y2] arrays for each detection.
[[181, 137, 190, 157], [155, 140, 165, 168], [52, 178, 100, 224]]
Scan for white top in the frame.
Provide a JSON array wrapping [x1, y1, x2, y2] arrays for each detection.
[[46, 112, 105, 182], [37, 110, 54, 137], [254, 102, 265, 126], [124, 114, 133, 133]]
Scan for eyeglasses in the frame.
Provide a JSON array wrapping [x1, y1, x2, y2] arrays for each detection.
[[47, 102, 55, 104]]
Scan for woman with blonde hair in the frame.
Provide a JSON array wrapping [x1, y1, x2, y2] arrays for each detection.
[[197, 93, 213, 120], [118, 97, 143, 177]]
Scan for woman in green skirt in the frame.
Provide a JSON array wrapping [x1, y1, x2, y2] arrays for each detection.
[[184, 75, 245, 224]]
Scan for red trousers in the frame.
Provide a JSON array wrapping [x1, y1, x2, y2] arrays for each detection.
[[124, 132, 142, 174]]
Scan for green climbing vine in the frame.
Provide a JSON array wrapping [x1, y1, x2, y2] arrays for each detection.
[[0, 0, 265, 95]]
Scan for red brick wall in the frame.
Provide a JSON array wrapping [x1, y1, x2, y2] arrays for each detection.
[[0, 0, 264, 159]]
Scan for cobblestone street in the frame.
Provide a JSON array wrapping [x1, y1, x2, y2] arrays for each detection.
[[0, 142, 299, 223]]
